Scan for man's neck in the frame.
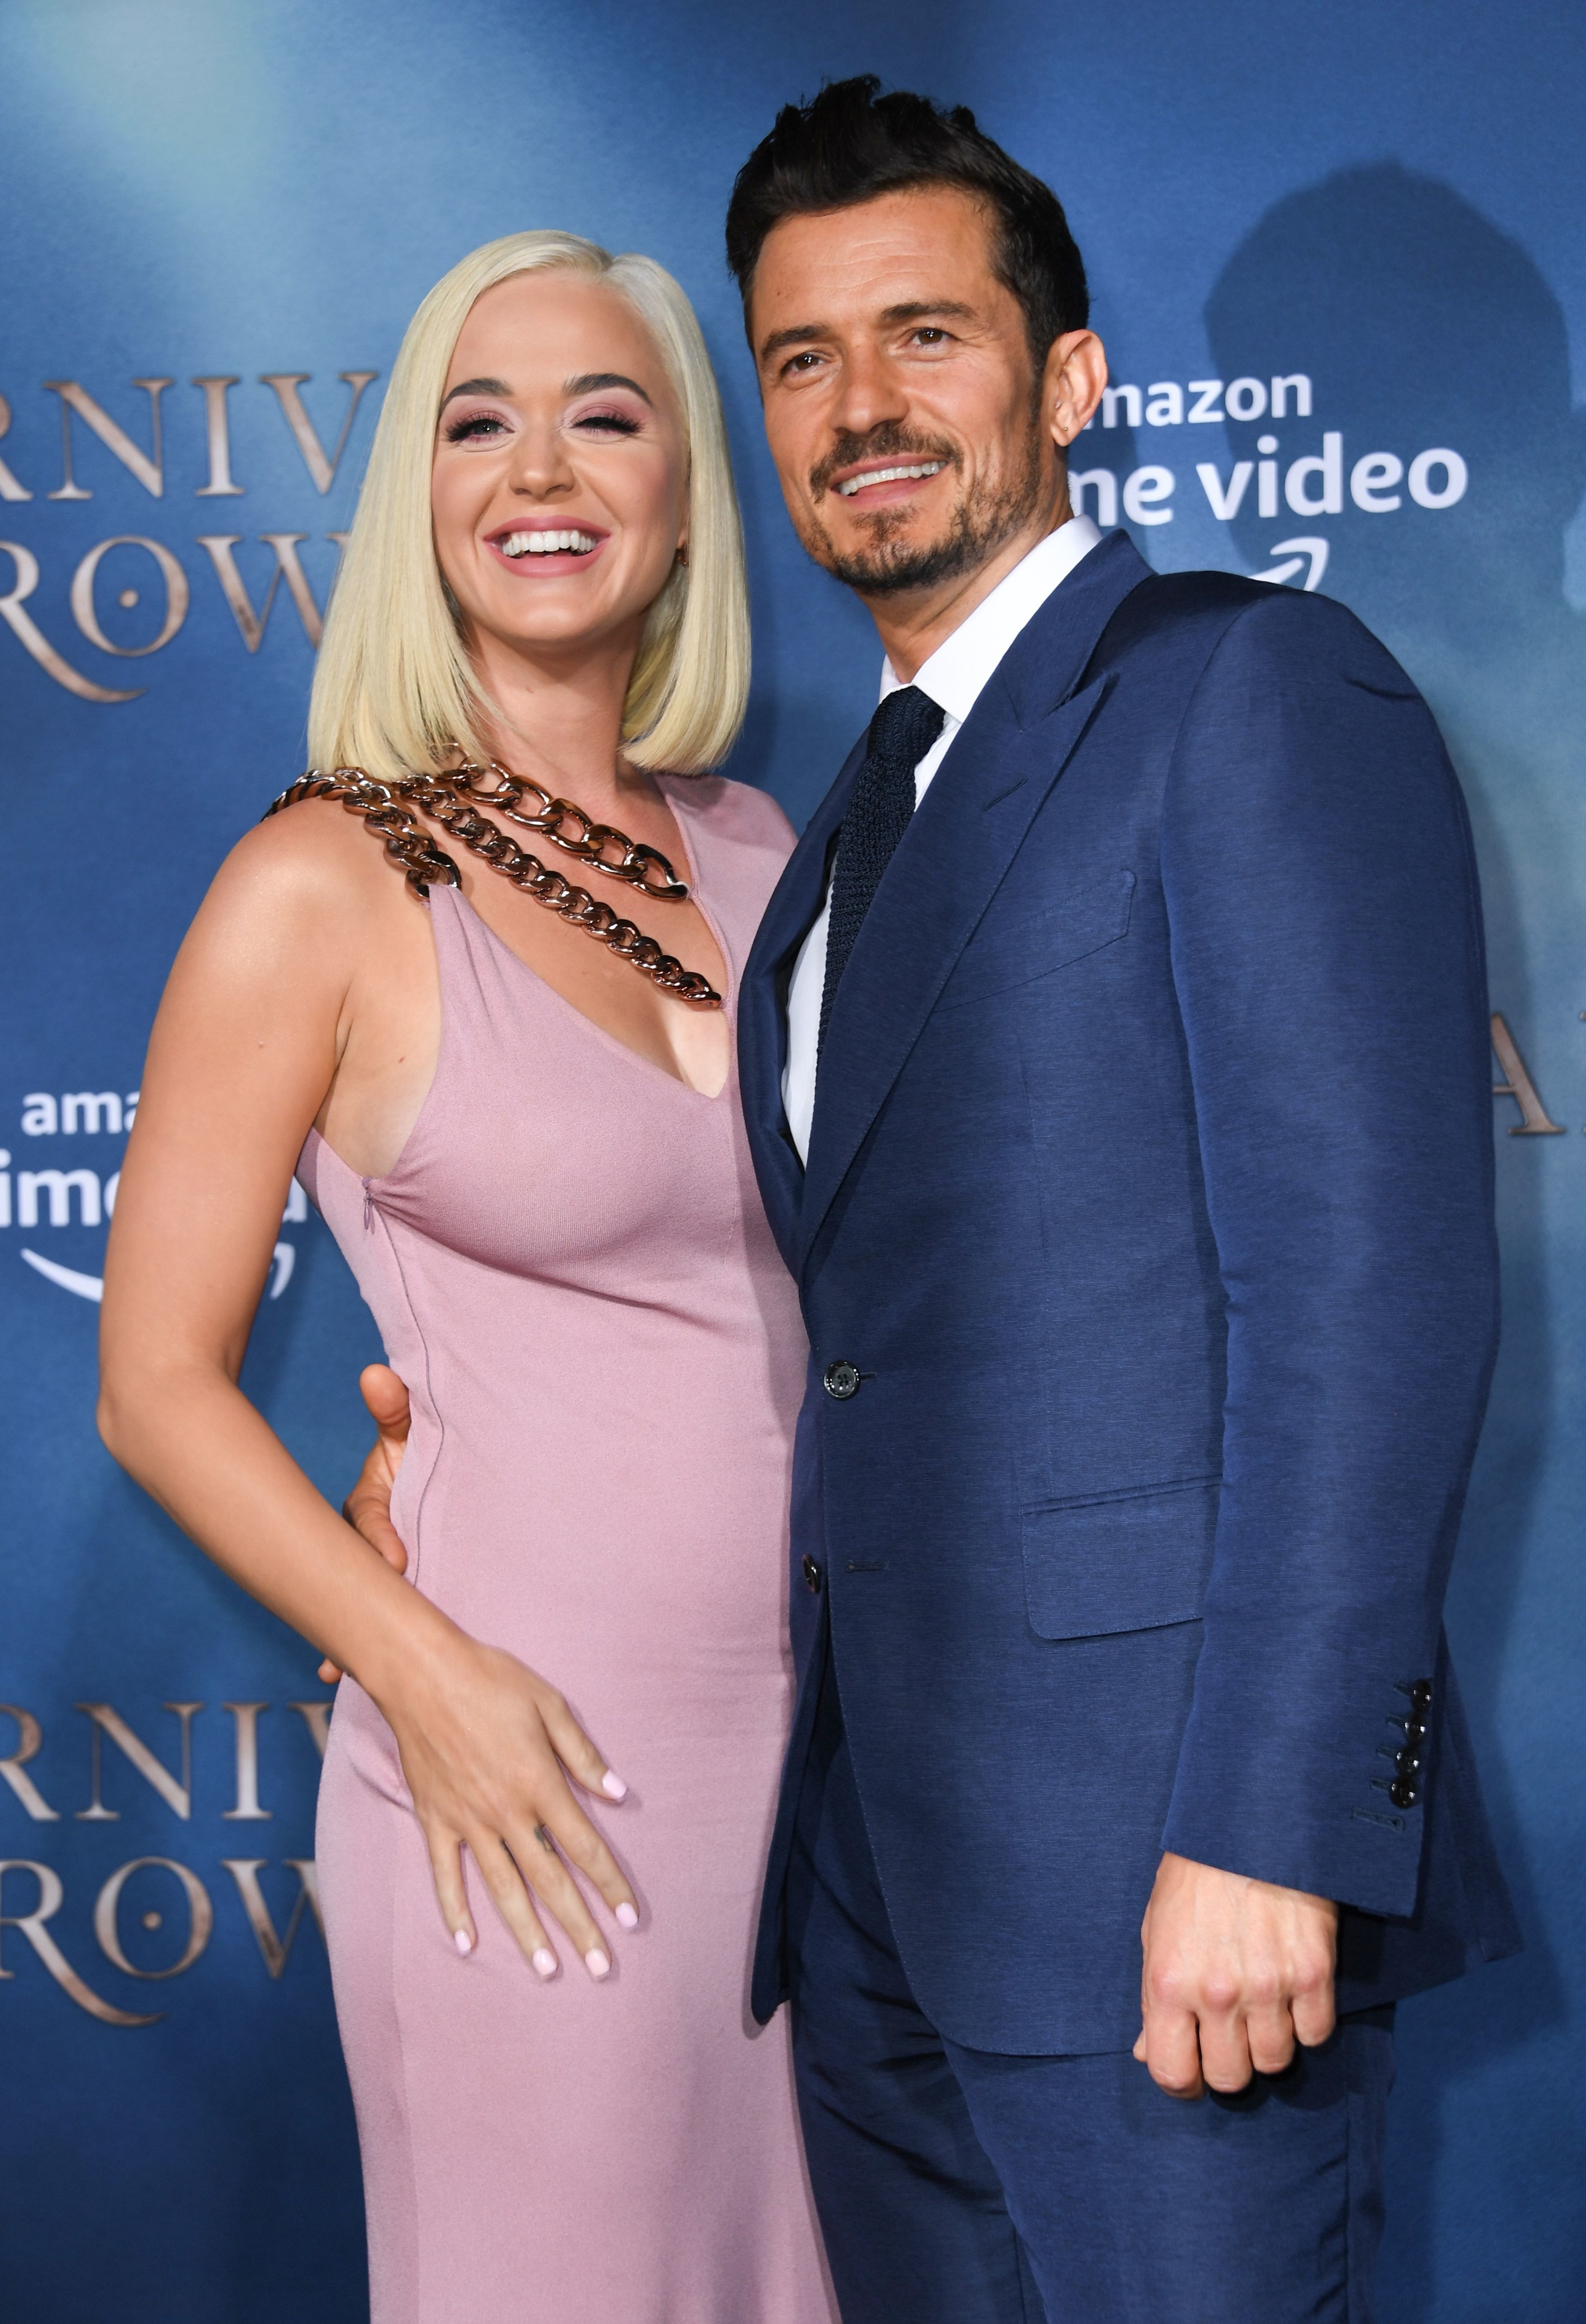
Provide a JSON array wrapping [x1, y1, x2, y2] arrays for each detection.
[[861, 484, 1073, 683]]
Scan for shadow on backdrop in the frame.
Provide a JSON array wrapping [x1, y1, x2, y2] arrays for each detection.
[[1207, 164, 1584, 2321]]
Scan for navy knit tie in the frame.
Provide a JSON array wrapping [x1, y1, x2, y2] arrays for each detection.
[[818, 685, 946, 1052]]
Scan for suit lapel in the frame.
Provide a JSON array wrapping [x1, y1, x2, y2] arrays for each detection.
[[737, 736, 865, 1270], [796, 531, 1152, 1278]]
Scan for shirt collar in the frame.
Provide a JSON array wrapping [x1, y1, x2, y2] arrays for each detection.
[[879, 513, 1103, 725]]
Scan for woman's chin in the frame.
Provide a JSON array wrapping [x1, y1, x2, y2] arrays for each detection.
[[469, 599, 651, 664]]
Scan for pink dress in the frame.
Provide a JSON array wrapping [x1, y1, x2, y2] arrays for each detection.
[[300, 777, 835, 2324]]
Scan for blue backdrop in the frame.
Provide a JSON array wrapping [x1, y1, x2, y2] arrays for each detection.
[[2, 4, 1581, 2316]]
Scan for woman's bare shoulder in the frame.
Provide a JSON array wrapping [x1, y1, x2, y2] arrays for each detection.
[[210, 789, 412, 916], [184, 789, 425, 985]]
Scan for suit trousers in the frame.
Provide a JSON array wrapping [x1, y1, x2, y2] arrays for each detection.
[[784, 1646, 1396, 2324]]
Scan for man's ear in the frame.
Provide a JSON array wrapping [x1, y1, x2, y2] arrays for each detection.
[[1046, 330, 1109, 449]]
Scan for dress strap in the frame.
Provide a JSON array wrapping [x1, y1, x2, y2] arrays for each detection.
[[261, 766, 721, 1007]]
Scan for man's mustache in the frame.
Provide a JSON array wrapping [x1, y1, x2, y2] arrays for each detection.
[[808, 426, 962, 502]]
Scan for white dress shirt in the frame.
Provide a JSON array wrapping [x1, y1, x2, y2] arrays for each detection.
[[781, 513, 1102, 1162]]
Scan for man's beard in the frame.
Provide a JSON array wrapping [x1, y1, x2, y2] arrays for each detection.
[[798, 419, 1046, 598]]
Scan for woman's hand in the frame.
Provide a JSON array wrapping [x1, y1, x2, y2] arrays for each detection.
[[371, 1618, 640, 1980]]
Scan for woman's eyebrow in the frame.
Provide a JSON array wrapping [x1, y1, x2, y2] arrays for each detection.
[[566, 372, 653, 407], [439, 376, 511, 411]]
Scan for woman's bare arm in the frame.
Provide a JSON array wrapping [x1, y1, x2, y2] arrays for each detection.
[[98, 810, 638, 1975]]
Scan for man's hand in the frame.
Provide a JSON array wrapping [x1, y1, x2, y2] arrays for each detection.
[[1134, 1851, 1339, 2098], [318, 1364, 413, 1684]]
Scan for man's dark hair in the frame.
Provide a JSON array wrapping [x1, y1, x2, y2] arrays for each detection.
[[725, 76, 1089, 370]]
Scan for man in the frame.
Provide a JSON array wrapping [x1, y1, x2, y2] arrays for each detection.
[[351, 77, 1518, 2322], [722, 78, 1517, 2323]]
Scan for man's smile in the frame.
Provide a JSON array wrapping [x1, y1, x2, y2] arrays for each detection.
[[833, 458, 946, 502]]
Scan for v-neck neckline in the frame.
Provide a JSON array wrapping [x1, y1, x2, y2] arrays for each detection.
[[448, 776, 736, 1101]]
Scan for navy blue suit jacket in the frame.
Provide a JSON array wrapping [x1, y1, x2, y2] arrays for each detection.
[[740, 531, 1520, 2055]]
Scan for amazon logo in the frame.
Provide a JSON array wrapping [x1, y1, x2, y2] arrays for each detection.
[[4, 1088, 301, 1303]]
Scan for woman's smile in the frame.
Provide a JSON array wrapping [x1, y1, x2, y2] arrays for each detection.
[[485, 518, 610, 576]]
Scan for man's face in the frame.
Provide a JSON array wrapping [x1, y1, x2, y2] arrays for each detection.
[[748, 186, 1058, 598]]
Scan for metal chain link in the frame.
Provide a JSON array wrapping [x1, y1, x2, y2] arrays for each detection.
[[261, 763, 723, 1007], [447, 759, 692, 901]]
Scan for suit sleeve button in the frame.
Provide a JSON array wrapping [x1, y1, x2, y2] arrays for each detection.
[[823, 1361, 861, 1400], [1389, 1777, 1419, 1809], [802, 1555, 823, 1593]]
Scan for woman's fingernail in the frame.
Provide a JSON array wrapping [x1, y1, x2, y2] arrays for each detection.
[[615, 1901, 639, 1931], [602, 1770, 628, 1802], [585, 1947, 612, 1980], [532, 1948, 558, 1979], [454, 1928, 473, 1956]]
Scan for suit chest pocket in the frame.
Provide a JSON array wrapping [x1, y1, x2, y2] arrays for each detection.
[[943, 868, 1136, 1009], [1021, 1475, 1220, 1640]]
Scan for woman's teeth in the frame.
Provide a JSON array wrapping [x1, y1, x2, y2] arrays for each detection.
[[836, 462, 943, 497], [500, 530, 600, 556]]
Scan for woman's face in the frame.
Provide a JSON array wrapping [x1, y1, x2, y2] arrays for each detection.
[[432, 271, 688, 668]]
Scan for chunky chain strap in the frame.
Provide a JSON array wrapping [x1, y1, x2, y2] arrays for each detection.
[[447, 759, 691, 900], [261, 763, 723, 1007]]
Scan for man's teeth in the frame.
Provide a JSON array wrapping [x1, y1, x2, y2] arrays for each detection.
[[836, 462, 943, 497], [500, 530, 600, 556]]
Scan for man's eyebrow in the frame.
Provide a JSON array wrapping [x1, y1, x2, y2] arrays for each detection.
[[758, 301, 981, 366], [878, 299, 978, 327], [758, 322, 829, 365]]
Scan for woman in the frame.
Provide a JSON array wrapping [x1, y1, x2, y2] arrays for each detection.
[[98, 232, 836, 2323]]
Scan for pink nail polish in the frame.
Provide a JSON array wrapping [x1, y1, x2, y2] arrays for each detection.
[[602, 1770, 628, 1802], [454, 1929, 473, 1956], [616, 1902, 639, 1931], [532, 1948, 558, 1979], [585, 1946, 612, 1980]]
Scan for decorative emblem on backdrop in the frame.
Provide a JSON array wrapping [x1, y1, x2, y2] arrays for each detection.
[[0, 371, 375, 698]]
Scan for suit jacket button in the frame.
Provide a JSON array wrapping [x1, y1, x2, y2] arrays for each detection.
[[823, 1361, 861, 1400], [1389, 1776, 1419, 1809], [1410, 1679, 1433, 1713], [802, 1555, 823, 1594]]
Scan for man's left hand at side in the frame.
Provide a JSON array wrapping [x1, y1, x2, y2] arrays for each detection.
[[1134, 1851, 1339, 2098], [317, 1363, 413, 1685]]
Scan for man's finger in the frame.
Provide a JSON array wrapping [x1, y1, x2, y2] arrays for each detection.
[[344, 1467, 409, 1573], [343, 1366, 411, 1570], [359, 1362, 412, 1443], [1246, 2002, 1298, 2077], [1290, 1979, 1337, 2050], [1144, 2005, 1204, 2100], [1197, 2010, 1256, 2093]]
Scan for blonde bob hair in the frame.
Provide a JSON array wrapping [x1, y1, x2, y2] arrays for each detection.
[[308, 231, 750, 778]]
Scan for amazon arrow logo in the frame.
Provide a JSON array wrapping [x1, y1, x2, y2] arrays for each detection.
[[3, 1135, 305, 1307]]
